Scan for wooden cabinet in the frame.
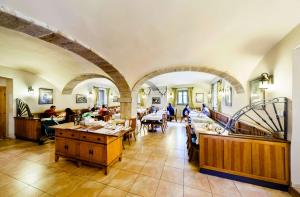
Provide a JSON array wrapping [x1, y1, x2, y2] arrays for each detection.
[[55, 128, 122, 174], [14, 117, 41, 141], [199, 134, 290, 185]]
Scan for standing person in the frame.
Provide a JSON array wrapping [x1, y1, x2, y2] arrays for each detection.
[[98, 104, 108, 117], [43, 105, 57, 118], [64, 108, 75, 123], [201, 103, 210, 117], [167, 103, 175, 117]]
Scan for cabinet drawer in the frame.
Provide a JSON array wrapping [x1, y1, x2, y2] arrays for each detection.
[[56, 129, 79, 139], [80, 133, 106, 143]]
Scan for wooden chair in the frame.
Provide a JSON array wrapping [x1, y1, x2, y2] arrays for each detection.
[[169, 108, 177, 122], [103, 115, 110, 122], [186, 124, 199, 162], [153, 113, 167, 133]]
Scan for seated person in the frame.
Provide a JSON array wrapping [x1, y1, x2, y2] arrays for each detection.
[[64, 108, 75, 123], [98, 104, 109, 117], [149, 105, 157, 114], [43, 105, 57, 118], [167, 103, 175, 116], [182, 104, 190, 117], [201, 103, 210, 116]]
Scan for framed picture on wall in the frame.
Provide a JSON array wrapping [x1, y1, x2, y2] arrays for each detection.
[[195, 93, 204, 103], [112, 96, 119, 102], [38, 88, 53, 105], [152, 97, 161, 104], [250, 78, 264, 104], [224, 86, 232, 106], [76, 94, 87, 103]]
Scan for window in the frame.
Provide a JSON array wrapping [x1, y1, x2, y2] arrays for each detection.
[[97, 89, 105, 106], [177, 90, 188, 105]]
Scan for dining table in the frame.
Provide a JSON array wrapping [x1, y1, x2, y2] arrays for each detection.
[[141, 110, 166, 132]]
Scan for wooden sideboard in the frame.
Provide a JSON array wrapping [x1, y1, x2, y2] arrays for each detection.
[[14, 117, 41, 141], [53, 124, 123, 174], [199, 134, 290, 185]]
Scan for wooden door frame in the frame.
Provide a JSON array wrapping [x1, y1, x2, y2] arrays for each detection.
[[0, 86, 6, 138]]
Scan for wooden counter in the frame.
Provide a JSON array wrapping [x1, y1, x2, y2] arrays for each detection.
[[14, 117, 41, 141], [199, 133, 290, 186], [52, 123, 124, 174]]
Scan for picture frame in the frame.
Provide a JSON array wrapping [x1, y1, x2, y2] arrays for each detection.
[[112, 96, 119, 102], [38, 88, 53, 105], [195, 93, 204, 103], [76, 94, 87, 103], [250, 78, 264, 104], [224, 86, 232, 106], [152, 97, 161, 104]]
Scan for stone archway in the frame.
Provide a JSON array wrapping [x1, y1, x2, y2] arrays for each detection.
[[0, 10, 132, 117], [132, 65, 245, 94], [62, 74, 117, 94], [130, 65, 245, 117]]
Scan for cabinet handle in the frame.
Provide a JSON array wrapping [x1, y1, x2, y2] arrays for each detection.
[[83, 136, 86, 138], [60, 132, 63, 135], [91, 150, 93, 155], [97, 138, 100, 141], [66, 145, 68, 150], [71, 134, 74, 137], [64, 145, 67, 149]]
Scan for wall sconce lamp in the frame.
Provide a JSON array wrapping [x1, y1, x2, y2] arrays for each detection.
[[28, 86, 34, 95], [259, 73, 271, 89]]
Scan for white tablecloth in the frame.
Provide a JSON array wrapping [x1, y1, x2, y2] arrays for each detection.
[[142, 113, 163, 121]]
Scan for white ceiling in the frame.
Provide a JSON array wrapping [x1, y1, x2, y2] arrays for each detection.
[[145, 72, 216, 87], [0, 27, 109, 91], [1, 0, 300, 88]]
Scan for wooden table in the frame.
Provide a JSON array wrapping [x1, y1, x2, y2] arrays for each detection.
[[142, 112, 164, 132], [51, 122, 128, 174]]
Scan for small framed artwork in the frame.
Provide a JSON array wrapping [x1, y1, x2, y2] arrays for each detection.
[[39, 88, 53, 105], [195, 93, 204, 103], [152, 97, 161, 104], [250, 78, 264, 104], [224, 86, 232, 106], [76, 94, 87, 103], [112, 96, 119, 102]]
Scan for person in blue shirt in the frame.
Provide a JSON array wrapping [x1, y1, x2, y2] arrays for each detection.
[[167, 103, 175, 116], [182, 104, 190, 117], [201, 103, 210, 116]]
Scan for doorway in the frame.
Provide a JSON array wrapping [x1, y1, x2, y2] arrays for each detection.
[[0, 86, 6, 138]]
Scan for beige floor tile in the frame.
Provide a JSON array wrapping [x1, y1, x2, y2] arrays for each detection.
[[130, 175, 159, 197], [155, 180, 183, 197], [165, 157, 184, 169], [91, 168, 120, 184], [121, 159, 146, 173], [140, 161, 164, 179], [208, 175, 240, 196], [161, 166, 183, 185], [148, 153, 167, 164], [184, 186, 212, 197], [68, 180, 106, 197], [107, 170, 138, 192], [234, 181, 271, 197], [0, 179, 28, 196], [98, 185, 127, 197], [126, 193, 142, 197], [184, 171, 211, 192], [11, 185, 44, 197], [0, 172, 16, 187]]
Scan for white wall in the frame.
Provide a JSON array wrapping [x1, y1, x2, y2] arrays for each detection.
[[292, 48, 300, 187], [143, 87, 168, 109], [0, 65, 110, 138]]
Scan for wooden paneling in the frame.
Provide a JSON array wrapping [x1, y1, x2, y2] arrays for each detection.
[[0, 87, 6, 138], [199, 134, 290, 185], [14, 117, 41, 141]]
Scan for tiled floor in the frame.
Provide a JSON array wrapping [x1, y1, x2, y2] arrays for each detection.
[[0, 122, 291, 197]]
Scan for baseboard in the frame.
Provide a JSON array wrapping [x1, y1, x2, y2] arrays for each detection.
[[289, 187, 300, 197], [200, 168, 289, 191]]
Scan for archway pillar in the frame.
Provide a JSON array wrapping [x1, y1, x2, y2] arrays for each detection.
[[119, 91, 135, 119]]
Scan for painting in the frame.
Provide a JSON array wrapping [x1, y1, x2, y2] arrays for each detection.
[[38, 88, 53, 105], [224, 86, 232, 106], [76, 94, 87, 103], [250, 78, 264, 104], [195, 93, 204, 103], [112, 96, 119, 102], [152, 97, 161, 104]]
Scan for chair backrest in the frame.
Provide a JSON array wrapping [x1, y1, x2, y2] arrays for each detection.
[[103, 115, 110, 122], [129, 118, 137, 129]]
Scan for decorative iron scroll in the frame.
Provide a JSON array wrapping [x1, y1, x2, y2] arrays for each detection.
[[16, 98, 33, 118], [224, 97, 288, 140]]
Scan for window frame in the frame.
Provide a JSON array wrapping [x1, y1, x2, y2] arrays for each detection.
[[177, 90, 189, 105]]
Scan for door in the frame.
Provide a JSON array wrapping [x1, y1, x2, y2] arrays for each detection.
[[0, 87, 6, 139], [65, 139, 78, 157], [79, 141, 92, 161], [55, 137, 66, 155], [90, 143, 106, 164]]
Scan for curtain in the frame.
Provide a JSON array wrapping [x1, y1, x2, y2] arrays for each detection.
[[217, 80, 223, 112], [106, 88, 110, 106], [172, 88, 177, 106], [188, 87, 194, 108], [93, 87, 99, 107]]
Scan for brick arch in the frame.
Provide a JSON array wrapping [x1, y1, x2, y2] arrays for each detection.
[[0, 10, 132, 117], [62, 74, 117, 94], [132, 65, 245, 94]]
